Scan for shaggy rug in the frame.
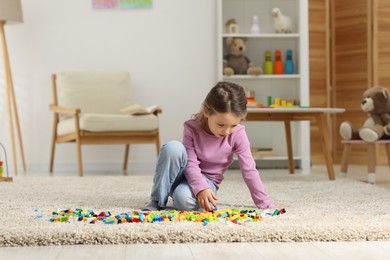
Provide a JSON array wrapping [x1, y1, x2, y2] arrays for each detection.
[[1, 170, 390, 246]]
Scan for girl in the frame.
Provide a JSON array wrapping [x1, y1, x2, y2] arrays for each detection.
[[143, 81, 273, 211]]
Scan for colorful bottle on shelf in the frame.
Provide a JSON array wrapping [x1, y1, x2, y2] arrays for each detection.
[[273, 50, 284, 74], [0, 160, 3, 177], [263, 50, 273, 74], [250, 15, 260, 34], [267, 96, 272, 107], [284, 49, 295, 74]]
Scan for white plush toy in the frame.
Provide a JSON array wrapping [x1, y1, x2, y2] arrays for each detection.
[[271, 7, 292, 33]]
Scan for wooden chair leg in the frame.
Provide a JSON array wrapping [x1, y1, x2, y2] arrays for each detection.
[[76, 141, 83, 177], [123, 144, 130, 172], [156, 134, 161, 155], [385, 144, 390, 169], [340, 143, 351, 175], [367, 143, 376, 184], [73, 114, 83, 177], [49, 142, 55, 176], [49, 115, 59, 176]]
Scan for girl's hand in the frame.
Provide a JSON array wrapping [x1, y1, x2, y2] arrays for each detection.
[[197, 188, 217, 211]]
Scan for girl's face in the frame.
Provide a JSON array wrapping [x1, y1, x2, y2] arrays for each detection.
[[204, 110, 242, 138]]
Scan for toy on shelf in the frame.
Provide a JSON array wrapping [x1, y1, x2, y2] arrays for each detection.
[[284, 49, 295, 74], [225, 18, 239, 34], [0, 142, 12, 182], [223, 37, 262, 76], [271, 7, 292, 33], [267, 96, 272, 106], [264, 96, 297, 108], [247, 97, 258, 107], [250, 15, 260, 34], [273, 50, 284, 74], [245, 88, 258, 108], [274, 97, 281, 108], [263, 50, 273, 75]]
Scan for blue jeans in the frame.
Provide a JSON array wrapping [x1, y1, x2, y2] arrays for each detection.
[[149, 140, 217, 211]]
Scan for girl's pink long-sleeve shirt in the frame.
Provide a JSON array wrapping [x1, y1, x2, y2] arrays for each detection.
[[182, 118, 271, 209]]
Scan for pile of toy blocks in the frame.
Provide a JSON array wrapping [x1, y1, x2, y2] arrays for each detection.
[[45, 208, 286, 225]]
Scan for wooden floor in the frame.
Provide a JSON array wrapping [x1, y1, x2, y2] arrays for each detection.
[[1, 241, 390, 259], [0, 164, 389, 259]]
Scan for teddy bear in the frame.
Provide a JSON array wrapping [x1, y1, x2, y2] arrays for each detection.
[[223, 37, 262, 76], [339, 86, 390, 143]]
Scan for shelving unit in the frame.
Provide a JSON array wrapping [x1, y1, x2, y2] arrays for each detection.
[[217, 0, 309, 169]]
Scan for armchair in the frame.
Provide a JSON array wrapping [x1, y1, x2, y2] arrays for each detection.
[[49, 71, 161, 176]]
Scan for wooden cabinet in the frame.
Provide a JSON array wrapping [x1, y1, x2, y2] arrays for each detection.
[[308, 0, 331, 164], [309, 0, 390, 165], [332, 0, 390, 165]]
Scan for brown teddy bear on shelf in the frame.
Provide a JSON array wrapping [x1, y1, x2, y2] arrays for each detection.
[[223, 37, 262, 76], [339, 86, 390, 142]]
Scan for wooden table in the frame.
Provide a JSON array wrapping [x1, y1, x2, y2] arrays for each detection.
[[246, 107, 345, 180]]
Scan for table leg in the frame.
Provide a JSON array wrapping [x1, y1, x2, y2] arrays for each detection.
[[340, 143, 351, 174], [284, 121, 294, 174], [385, 144, 390, 168], [315, 114, 335, 180]]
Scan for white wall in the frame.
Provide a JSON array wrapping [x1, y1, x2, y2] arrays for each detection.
[[0, 0, 217, 173]]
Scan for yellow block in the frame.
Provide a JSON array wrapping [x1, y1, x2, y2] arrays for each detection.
[[274, 97, 281, 108]]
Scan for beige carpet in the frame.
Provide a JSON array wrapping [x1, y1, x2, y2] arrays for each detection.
[[1, 170, 390, 246]]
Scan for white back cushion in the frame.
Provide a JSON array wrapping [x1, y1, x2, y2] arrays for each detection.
[[57, 71, 131, 119]]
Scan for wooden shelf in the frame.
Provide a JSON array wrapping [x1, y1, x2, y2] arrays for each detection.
[[222, 33, 300, 39], [218, 0, 309, 169], [0, 177, 13, 182], [222, 74, 300, 80]]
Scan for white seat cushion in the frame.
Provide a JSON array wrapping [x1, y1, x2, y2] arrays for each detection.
[[57, 71, 131, 120], [58, 113, 159, 136]]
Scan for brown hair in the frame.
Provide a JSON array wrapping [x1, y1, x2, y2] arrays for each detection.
[[194, 81, 247, 130]]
